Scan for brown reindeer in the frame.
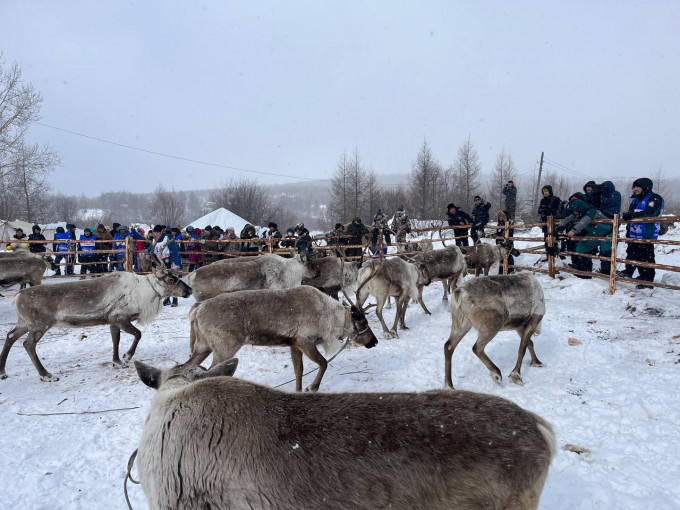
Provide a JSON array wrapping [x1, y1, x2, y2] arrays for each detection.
[[186, 285, 378, 392], [134, 358, 556, 510], [0, 262, 191, 382], [464, 240, 519, 276], [445, 272, 545, 388], [0, 250, 51, 290]]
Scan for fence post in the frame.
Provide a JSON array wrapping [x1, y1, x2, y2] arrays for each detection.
[[124, 236, 132, 272], [609, 214, 619, 295], [547, 215, 555, 278], [267, 234, 273, 254], [378, 229, 384, 261], [503, 221, 509, 275]]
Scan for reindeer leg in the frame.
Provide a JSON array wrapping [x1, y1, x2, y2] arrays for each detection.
[[385, 295, 392, 309], [118, 319, 142, 362], [444, 324, 470, 389], [290, 346, 304, 392], [0, 325, 29, 380], [442, 280, 449, 302], [109, 324, 125, 368], [375, 296, 396, 339], [471, 322, 504, 385], [397, 296, 410, 330], [527, 339, 544, 367], [23, 331, 56, 382], [418, 286, 432, 315], [509, 325, 535, 386], [297, 341, 327, 392]]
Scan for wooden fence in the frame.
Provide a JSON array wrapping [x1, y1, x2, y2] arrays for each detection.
[[10, 215, 679, 293]]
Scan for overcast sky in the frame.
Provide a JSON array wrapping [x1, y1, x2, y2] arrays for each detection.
[[2, 1, 679, 196]]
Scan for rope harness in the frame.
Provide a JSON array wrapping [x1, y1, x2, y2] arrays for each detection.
[[124, 448, 140, 510]]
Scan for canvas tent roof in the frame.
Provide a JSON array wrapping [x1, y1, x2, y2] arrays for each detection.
[[0, 220, 66, 246], [184, 208, 253, 234]]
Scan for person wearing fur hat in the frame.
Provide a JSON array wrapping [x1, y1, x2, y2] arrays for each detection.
[[617, 178, 664, 288], [239, 224, 259, 254], [390, 205, 412, 248], [263, 222, 283, 250], [447, 203, 472, 247], [470, 196, 491, 243], [293, 223, 314, 258], [370, 209, 391, 254]]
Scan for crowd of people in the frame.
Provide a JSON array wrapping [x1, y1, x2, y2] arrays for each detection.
[[4, 175, 667, 290]]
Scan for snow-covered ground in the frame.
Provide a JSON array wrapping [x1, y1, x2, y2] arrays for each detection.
[[0, 226, 679, 509]]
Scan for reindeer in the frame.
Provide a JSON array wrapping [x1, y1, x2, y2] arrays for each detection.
[[0, 261, 191, 382], [410, 228, 468, 305], [445, 272, 545, 389], [0, 250, 52, 290], [185, 285, 377, 392], [186, 253, 320, 302], [134, 358, 555, 510], [302, 256, 359, 300], [356, 257, 430, 339], [464, 240, 519, 276]]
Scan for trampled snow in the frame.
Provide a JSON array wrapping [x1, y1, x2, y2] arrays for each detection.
[[0, 226, 678, 509]]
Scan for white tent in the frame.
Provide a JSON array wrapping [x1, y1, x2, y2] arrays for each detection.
[[184, 208, 253, 235], [0, 220, 65, 248]]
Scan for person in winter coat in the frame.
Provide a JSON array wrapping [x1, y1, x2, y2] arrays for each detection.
[[345, 217, 369, 259], [221, 227, 238, 255], [370, 209, 391, 253], [495, 211, 515, 274], [264, 222, 283, 250], [617, 177, 664, 288], [130, 227, 148, 272], [94, 224, 113, 273], [185, 227, 204, 270], [598, 181, 621, 219], [583, 181, 603, 208], [294, 223, 314, 258], [239, 224, 259, 254], [52, 226, 72, 275], [390, 205, 412, 248], [8, 228, 27, 251], [502, 181, 518, 220], [446, 204, 472, 247], [112, 225, 130, 271], [78, 228, 98, 276], [537, 185, 562, 231], [470, 196, 491, 243], [64, 224, 77, 274], [148, 225, 181, 306], [28, 225, 47, 254], [555, 198, 613, 277]]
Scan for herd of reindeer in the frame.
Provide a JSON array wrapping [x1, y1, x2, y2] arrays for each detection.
[[0, 233, 555, 510]]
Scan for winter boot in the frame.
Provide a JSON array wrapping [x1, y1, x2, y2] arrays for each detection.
[[163, 297, 171, 306]]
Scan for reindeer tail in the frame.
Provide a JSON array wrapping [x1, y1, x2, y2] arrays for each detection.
[[450, 287, 471, 331], [531, 412, 557, 461]]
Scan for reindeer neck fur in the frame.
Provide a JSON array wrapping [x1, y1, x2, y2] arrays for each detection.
[[281, 255, 308, 287], [135, 274, 165, 325]]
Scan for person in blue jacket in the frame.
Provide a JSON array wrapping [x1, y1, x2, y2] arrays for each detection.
[[598, 181, 621, 219], [52, 227, 72, 276], [113, 225, 130, 271], [617, 177, 664, 289], [78, 228, 98, 276]]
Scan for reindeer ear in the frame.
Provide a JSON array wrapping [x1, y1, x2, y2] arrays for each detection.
[[200, 358, 239, 379], [134, 360, 162, 389]]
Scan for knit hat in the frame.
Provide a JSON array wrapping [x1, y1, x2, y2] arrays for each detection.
[[185, 225, 194, 233], [193, 228, 202, 235], [334, 223, 343, 229], [632, 178, 653, 194], [447, 203, 457, 210], [153, 224, 164, 233], [32, 225, 41, 232], [376, 209, 383, 216], [396, 205, 404, 212], [268, 222, 278, 229], [56, 226, 65, 233]]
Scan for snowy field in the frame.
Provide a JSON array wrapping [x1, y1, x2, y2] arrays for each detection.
[[0, 226, 679, 509]]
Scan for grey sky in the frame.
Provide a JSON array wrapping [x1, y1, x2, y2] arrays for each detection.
[[2, 1, 679, 195]]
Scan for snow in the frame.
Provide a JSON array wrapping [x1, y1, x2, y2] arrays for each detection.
[[0, 227, 679, 509]]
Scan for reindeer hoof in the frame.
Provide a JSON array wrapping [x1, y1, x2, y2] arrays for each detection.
[[304, 385, 319, 393], [0, 373, 8, 380], [40, 374, 59, 382], [490, 372, 503, 385], [113, 360, 129, 369], [383, 331, 395, 339], [122, 352, 134, 362], [509, 372, 524, 386], [531, 361, 544, 368]]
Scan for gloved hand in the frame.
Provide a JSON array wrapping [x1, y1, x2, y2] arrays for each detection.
[[622, 212, 632, 221]]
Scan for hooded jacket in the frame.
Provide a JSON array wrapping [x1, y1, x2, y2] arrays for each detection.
[[537, 186, 562, 219], [599, 181, 621, 218]]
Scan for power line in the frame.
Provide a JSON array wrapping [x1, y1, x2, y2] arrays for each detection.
[[543, 157, 590, 179], [35, 122, 330, 183]]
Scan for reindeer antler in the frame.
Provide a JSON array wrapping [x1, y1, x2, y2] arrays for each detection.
[[438, 226, 448, 247]]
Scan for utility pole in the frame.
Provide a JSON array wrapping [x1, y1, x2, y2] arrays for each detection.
[[533, 151, 544, 215]]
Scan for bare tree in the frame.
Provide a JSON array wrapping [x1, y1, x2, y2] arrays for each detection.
[[209, 178, 277, 227], [10, 141, 58, 222], [329, 151, 351, 223], [0, 56, 43, 178], [348, 148, 366, 218], [486, 149, 518, 214], [362, 168, 382, 220], [50, 192, 80, 222], [408, 140, 446, 220], [452, 136, 482, 212], [149, 184, 186, 227], [329, 149, 370, 223]]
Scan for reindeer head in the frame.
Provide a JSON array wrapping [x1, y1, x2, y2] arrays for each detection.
[[345, 305, 378, 349], [498, 240, 520, 258], [411, 258, 431, 286], [152, 254, 193, 298], [135, 359, 239, 390]]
